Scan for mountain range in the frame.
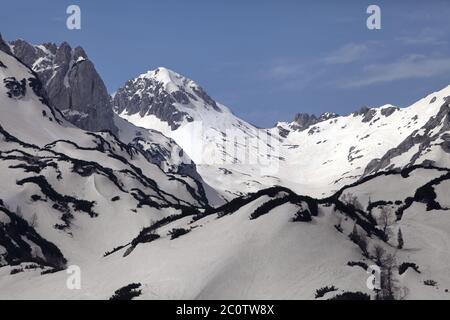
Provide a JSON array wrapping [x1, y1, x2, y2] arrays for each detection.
[[1, 33, 449, 300]]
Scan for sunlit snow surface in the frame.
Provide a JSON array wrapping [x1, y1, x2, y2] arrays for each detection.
[[1, 51, 450, 300]]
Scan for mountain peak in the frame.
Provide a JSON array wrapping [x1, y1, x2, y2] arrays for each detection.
[[138, 67, 198, 93], [113, 67, 225, 129], [9, 38, 118, 134], [291, 111, 339, 131]]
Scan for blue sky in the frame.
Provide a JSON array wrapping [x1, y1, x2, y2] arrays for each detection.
[[2, 0, 450, 127]]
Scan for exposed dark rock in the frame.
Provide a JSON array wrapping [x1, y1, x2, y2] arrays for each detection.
[[0, 33, 13, 55], [277, 126, 290, 138], [291, 112, 338, 131], [364, 101, 450, 176], [380, 106, 399, 117], [353, 107, 370, 117], [363, 110, 376, 123], [113, 68, 220, 130], [293, 113, 317, 130], [10, 39, 118, 134]]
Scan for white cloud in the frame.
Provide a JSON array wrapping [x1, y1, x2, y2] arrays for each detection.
[[268, 62, 307, 78], [324, 43, 369, 65], [398, 28, 448, 46], [269, 42, 371, 81], [341, 54, 450, 88]]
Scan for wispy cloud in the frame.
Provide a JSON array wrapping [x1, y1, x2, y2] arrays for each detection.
[[340, 54, 450, 88], [268, 42, 373, 79], [268, 61, 308, 79], [266, 42, 373, 91], [397, 28, 448, 46], [324, 43, 369, 65]]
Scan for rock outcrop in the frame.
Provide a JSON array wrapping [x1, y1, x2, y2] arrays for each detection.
[[9, 39, 118, 134]]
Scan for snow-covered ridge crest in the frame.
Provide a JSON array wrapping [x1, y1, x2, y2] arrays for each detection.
[[114, 66, 227, 126], [139, 67, 200, 94]]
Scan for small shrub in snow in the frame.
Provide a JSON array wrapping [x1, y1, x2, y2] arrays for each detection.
[[292, 209, 312, 222], [131, 229, 160, 247], [168, 228, 190, 240], [424, 279, 437, 287], [10, 268, 23, 275], [398, 262, 420, 275], [397, 228, 404, 249], [334, 217, 343, 233], [377, 206, 395, 241], [330, 291, 370, 300], [104, 244, 128, 257], [315, 285, 337, 298], [349, 224, 369, 257], [347, 261, 368, 270], [31, 194, 42, 202], [40, 267, 64, 275], [341, 193, 363, 211], [109, 283, 142, 300]]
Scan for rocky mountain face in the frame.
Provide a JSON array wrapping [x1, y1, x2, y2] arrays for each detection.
[[0, 45, 215, 273], [113, 68, 290, 201], [1, 35, 221, 206], [291, 112, 339, 132], [2, 33, 450, 300], [364, 97, 450, 175], [9, 38, 118, 134], [113, 63, 450, 201], [113, 67, 223, 130], [0, 34, 12, 55]]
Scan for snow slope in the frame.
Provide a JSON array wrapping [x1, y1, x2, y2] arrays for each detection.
[[114, 67, 284, 201], [115, 67, 450, 199], [2, 37, 450, 300], [2, 165, 449, 299], [0, 49, 215, 270]]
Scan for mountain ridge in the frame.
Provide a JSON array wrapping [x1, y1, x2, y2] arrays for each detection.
[[1, 34, 450, 300]]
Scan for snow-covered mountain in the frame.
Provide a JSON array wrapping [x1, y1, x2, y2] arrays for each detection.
[[113, 67, 284, 200], [114, 66, 450, 200], [5, 37, 222, 204], [0, 40, 219, 273], [363, 96, 450, 175], [273, 85, 450, 196], [1, 33, 450, 300]]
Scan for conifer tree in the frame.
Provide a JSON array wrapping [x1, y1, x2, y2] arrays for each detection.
[[397, 228, 404, 249]]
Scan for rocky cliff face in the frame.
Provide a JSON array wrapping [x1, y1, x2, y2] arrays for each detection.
[[0, 34, 12, 55], [291, 112, 339, 131], [364, 98, 450, 175], [9, 39, 118, 134], [113, 67, 223, 130]]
